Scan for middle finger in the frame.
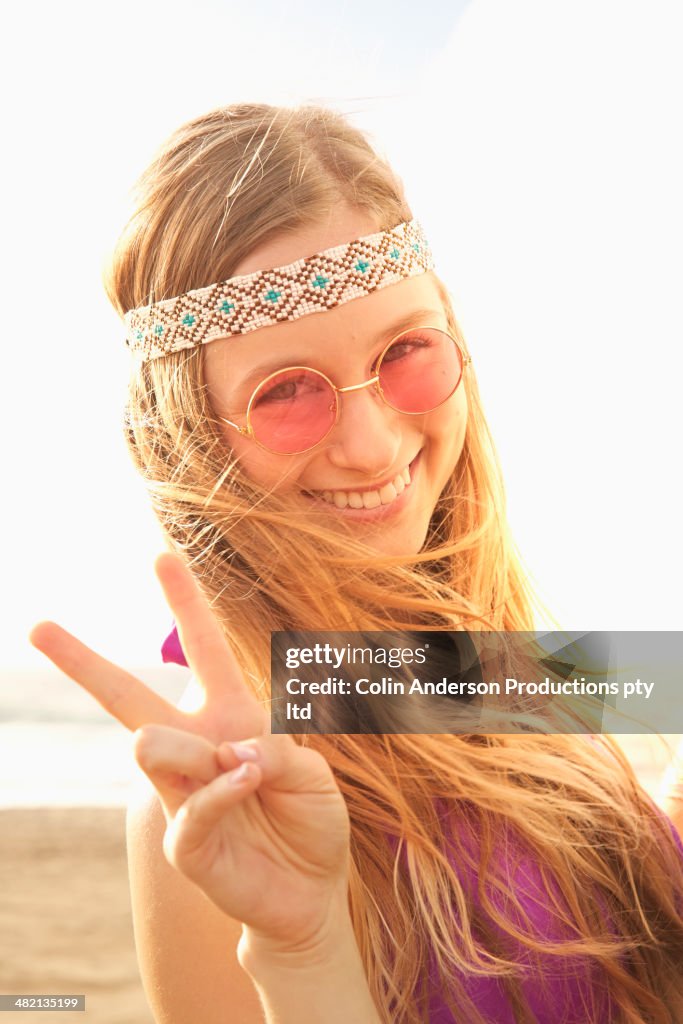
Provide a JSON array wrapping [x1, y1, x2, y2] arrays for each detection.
[[29, 621, 182, 732]]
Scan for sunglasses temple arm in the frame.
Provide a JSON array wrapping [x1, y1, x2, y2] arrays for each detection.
[[218, 416, 251, 438]]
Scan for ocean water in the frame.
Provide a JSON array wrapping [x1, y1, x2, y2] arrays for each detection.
[[1, 669, 678, 807], [0, 666, 190, 807]]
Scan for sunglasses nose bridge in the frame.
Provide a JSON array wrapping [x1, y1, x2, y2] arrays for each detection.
[[336, 373, 381, 397], [333, 374, 383, 420]]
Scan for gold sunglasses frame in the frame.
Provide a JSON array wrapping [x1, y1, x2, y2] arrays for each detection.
[[219, 326, 472, 456]]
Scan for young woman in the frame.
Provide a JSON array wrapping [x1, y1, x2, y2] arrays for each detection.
[[31, 103, 683, 1023]]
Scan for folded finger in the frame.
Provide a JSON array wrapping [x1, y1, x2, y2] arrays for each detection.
[[165, 762, 262, 872], [29, 621, 181, 732], [133, 724, 225, 817], [216, 734, 335, 795]]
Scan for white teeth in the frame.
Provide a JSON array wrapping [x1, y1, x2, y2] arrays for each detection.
[[379, 482, 398, 504], [314, 461, 414, 508], [362, 491, 382, 509]]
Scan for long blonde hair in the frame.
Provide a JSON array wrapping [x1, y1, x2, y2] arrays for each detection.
[[106, 103, 683, 1023]]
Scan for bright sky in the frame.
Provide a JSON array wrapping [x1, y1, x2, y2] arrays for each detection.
[[4, 0, 682, 679]]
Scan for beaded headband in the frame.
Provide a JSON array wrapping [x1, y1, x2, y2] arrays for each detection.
[[124, 219, 434, 361]]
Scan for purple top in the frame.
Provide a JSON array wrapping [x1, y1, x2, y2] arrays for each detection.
[[162, 624, 682, 1022], [426, 815, 611, 1022], [161, 623, 186, 667]]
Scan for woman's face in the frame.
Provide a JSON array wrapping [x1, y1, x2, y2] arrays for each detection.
[[203, 206, 468, 556]]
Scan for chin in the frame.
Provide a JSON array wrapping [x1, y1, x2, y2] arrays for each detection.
[[364, 522, 429, 558]]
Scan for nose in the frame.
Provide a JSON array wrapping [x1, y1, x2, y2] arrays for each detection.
[[325, 380, 402, 475]]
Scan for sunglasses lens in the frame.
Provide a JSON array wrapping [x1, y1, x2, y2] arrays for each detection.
[[249, 368, 336, 454], [378, 329, 463, 413]]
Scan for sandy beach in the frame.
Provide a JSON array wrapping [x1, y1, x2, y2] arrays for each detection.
[[0, 736, 678, 1024], [0, 807, 152, 1024]]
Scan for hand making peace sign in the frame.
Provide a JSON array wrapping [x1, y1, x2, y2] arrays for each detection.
[[29, 553, 351, 955]]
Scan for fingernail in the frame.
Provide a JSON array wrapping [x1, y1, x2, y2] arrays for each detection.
[[229, 741, 260, 763], [231, 763, 251, 785]]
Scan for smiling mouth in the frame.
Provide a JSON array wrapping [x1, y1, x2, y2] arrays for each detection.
[[303, 455, 419, 512]]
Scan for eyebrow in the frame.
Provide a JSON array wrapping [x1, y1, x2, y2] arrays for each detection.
[[236, 307, 446, 390]]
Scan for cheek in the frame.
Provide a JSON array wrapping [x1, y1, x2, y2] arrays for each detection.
[[432, 389, 468, 467], [220, 428, 306, 491]]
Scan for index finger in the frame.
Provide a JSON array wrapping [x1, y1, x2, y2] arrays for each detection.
[[29, 621, 183, 732], [154, 552, 261, 714]]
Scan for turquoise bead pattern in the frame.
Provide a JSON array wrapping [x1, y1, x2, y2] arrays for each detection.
[[124, 220, 434, 362]]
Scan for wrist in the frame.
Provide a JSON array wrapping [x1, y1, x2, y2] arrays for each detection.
[[239, 902, 383, 1024], [239, 905, 358, 977]]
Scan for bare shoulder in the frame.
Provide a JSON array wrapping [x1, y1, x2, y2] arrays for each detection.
[[126, 776, 264, 1024]]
